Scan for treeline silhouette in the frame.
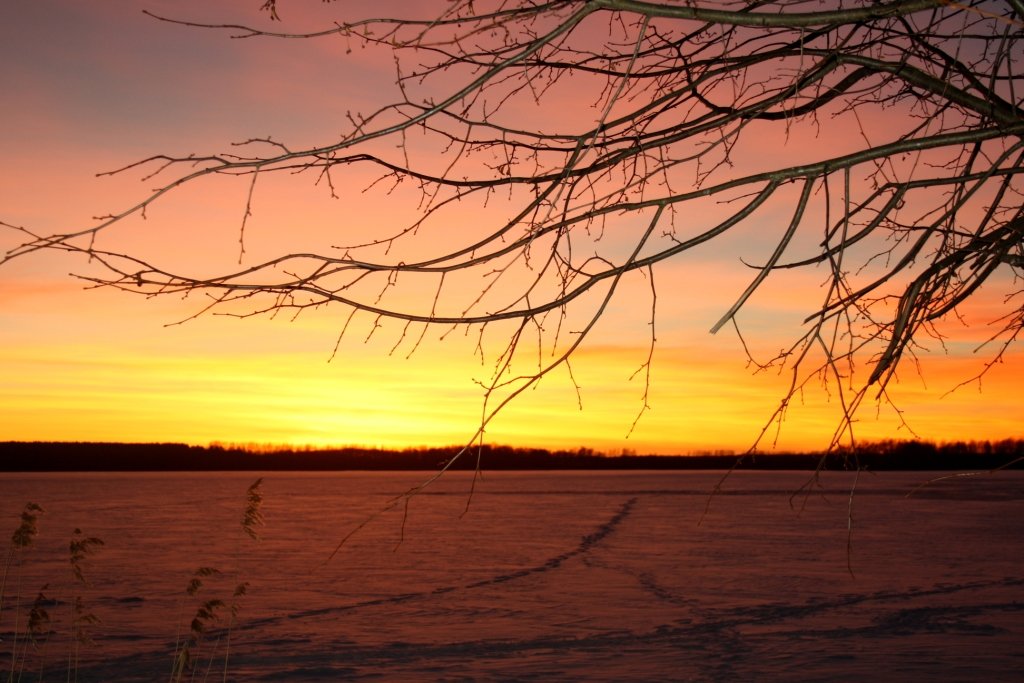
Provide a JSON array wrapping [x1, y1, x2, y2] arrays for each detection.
[[1, 439, 1022, 472]]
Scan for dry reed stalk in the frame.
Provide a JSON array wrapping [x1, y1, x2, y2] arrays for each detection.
[[222, 477, 264, 682], [1, 504, 44, 619], [26, 587, 53, 679], [169, 478, 266, 683], [7, 585, 53, 683], [3, 503, 44, 683], [241, 478, 264, 542], [67, 529, 104, 682], [170, 567, 224, 683]]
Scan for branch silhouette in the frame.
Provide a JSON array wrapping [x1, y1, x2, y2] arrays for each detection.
[[3, 0, 1022, 456]]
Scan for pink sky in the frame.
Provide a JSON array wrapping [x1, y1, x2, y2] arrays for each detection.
[[1, 1, 1021, 453]]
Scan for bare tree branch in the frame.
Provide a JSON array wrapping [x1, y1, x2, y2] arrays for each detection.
[[4, 0, 1023, 457]]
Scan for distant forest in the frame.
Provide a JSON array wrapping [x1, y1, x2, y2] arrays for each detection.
[[1, 439, 1022, 472]]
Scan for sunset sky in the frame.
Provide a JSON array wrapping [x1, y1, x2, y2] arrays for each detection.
[[2, 1, 1021, 455]]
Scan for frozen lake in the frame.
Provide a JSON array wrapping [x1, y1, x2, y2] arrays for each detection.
[[1, 470, 1022, 681]]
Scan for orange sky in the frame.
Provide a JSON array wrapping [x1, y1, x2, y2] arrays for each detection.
[[1, 1, 1021, 454]]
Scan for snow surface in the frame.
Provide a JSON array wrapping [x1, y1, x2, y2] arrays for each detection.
[[1, 470, 1021, 681]]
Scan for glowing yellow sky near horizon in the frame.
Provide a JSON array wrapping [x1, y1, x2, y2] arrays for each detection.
[[1, 1, 1022, 454], [3, 272, 1021, 453]]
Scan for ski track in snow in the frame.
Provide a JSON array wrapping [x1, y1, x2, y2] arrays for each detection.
[[230, 576, 1024, 681], [246, 496, 639, 627]]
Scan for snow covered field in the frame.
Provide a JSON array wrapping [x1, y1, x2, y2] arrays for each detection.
[[2, 470, 1021, 681]]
